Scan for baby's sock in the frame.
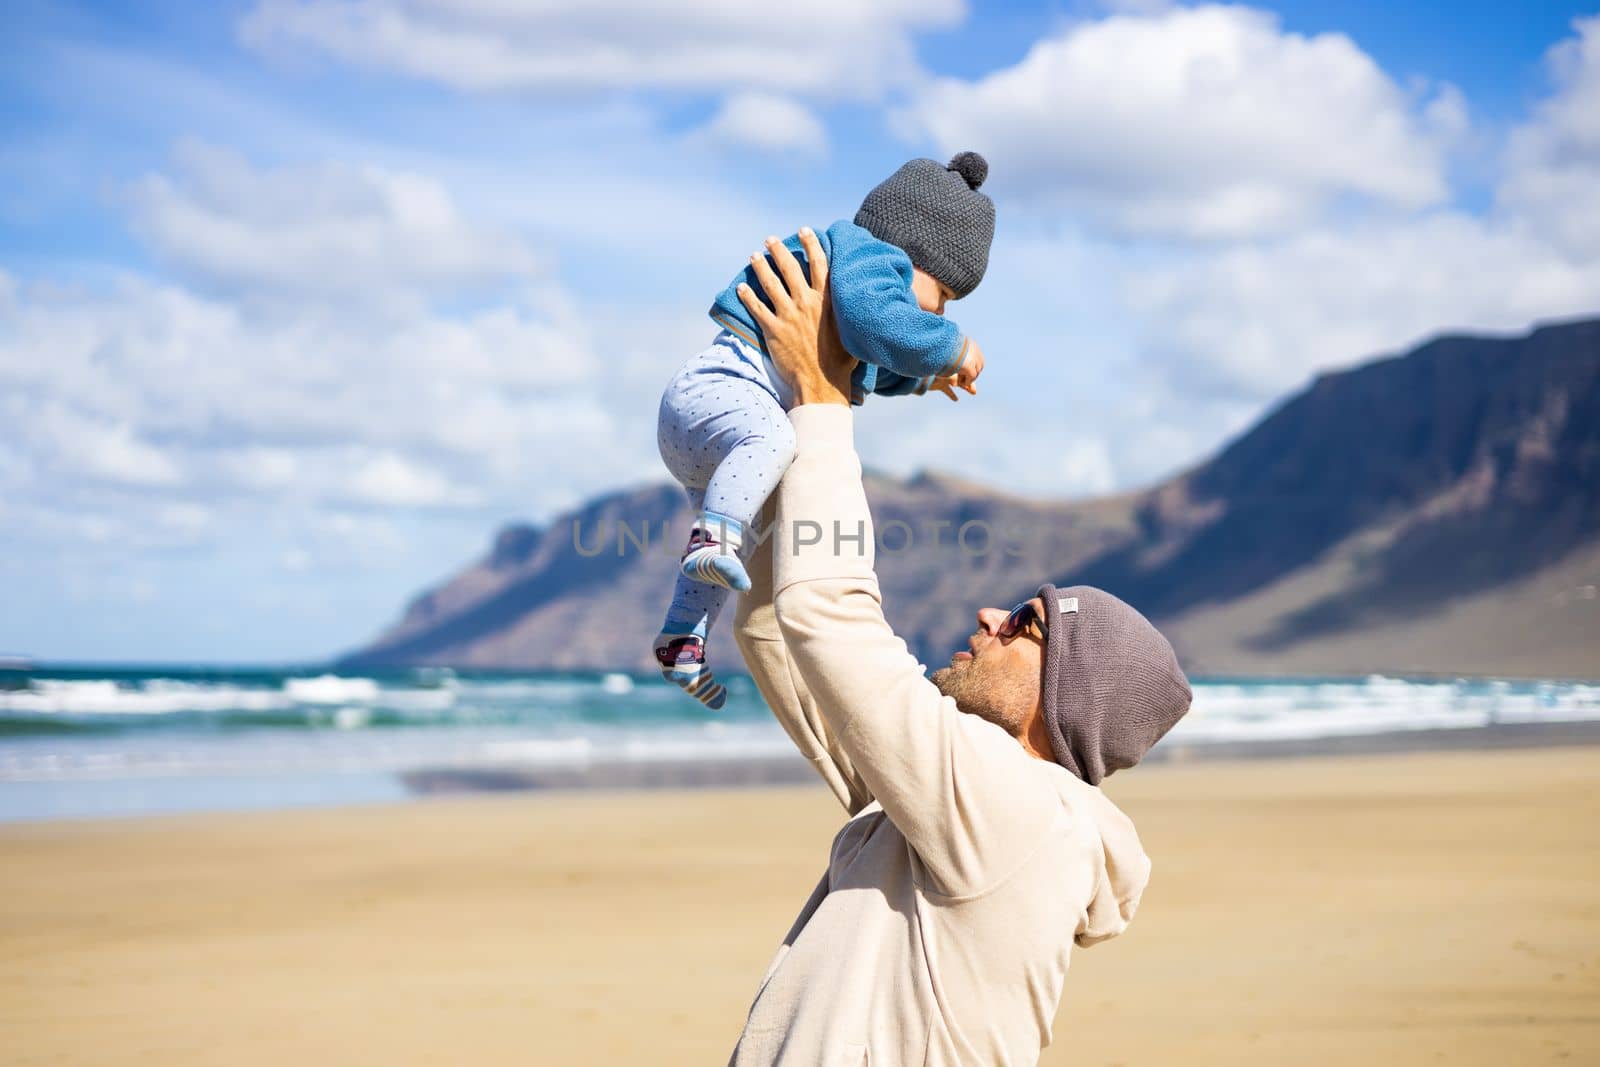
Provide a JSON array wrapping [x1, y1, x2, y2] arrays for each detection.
[[652, 629, 726, 711], [679, 512, 750, 593]]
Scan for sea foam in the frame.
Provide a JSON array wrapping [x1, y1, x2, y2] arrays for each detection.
[[0, 670, 1595, 792]]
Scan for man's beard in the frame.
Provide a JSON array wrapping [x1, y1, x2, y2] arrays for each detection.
[[930, 657, 1029, 737]]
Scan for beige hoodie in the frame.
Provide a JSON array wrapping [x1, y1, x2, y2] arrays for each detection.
[[726, 405, 1152, 1067]]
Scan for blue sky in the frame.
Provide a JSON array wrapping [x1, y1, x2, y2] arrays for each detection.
[[2, 0, 1598, 663]]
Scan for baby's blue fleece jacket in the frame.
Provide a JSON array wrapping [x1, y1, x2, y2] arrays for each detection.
[[708, 220, 973, 406]]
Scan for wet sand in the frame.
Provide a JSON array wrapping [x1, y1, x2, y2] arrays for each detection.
[[2, 746, 1597, 1065]]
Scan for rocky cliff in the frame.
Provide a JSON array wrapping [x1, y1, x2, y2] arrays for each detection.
[[337, 317, 1600, 678]]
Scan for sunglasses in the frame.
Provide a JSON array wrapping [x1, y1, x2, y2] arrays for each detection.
[[997, 600, 1048, 642]]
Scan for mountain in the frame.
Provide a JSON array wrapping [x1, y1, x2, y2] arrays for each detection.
[[336, 317, 1600, 679]]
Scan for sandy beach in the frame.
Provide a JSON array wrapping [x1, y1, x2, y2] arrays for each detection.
[[3, 746, 1597, 1066]]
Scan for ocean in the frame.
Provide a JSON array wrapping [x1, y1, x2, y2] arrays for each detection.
[[2, 664, 1597, 822]]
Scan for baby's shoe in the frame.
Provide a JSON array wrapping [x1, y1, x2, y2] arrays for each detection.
[[653, 631, 726, 710], [679, 514, 750, 593]]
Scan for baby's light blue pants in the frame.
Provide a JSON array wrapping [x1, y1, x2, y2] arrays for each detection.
[[656, 331, 796, 640]]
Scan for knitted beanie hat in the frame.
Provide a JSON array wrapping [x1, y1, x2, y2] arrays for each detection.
[[854, 151, 995, 299], [1036, 583, 1193, 786]]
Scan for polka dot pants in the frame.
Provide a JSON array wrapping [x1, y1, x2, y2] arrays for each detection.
[[656, 331, 797, 637]]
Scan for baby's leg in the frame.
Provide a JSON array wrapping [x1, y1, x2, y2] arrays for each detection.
[[654, 351, 797, 709], [657, 358, 797, 594], [655, 487, 733, 710], [694, 411, 797, 583]]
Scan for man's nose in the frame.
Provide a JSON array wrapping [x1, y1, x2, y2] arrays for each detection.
[[975, 607, 1007, 635]]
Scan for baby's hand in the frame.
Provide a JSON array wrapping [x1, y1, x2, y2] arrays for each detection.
[[955, 339, 985, 391], [931, 339, 984, 402]]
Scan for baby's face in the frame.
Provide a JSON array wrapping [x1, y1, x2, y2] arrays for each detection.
[[911, 268, 954, 315]]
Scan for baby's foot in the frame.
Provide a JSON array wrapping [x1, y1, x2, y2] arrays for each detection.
[[679, 525, 750, 593], [653, 632, 726, 710]]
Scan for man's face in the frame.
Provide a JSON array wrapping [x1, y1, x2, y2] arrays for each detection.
[[929, 596, 1047, 738]]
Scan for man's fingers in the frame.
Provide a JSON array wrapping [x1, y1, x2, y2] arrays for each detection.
[[933, 380, 960, 401], [765, 236, 809, 300], [748, 252, 791, 313], [798, 226, 828, 294], [735, 282, 778, 333], [961, 381, 978, 395]]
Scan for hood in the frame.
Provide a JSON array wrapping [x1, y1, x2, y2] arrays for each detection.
[[1064, 776, 1153, 948]]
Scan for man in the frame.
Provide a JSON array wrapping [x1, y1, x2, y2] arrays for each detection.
[[722, 231, 1194, 1066]]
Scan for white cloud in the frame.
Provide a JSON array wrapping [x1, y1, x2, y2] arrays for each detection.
[[1498, 14, 1600, 258], [856, 400, 1119, 498], [905, 3, 1457, 240], [240, 0, 963, 99], [127, 142, 538, 302], [1118, 13, 1600, 399], [34, 405, 186, 488], [890, 7, 1600, 495], [347, 450, 479, 507], [0, 273, 635, 512], [212, 443, 485, 508], [157, 502, 215, 533], [1126, 214, 1600, 400], [691, 94, 829, 154], [0, 147, 668, 576]]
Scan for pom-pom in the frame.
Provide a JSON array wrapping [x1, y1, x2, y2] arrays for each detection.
[[948, 151, 988, 190]]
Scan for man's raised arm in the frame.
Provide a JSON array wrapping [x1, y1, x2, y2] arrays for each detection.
[[735, 233, 1059, 897], [732, 497, 872, 816]]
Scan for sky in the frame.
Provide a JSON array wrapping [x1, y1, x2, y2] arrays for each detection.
[[2, 0, 1598, 664]]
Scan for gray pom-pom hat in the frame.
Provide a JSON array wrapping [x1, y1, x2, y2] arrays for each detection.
[[854, 151, 996, 299]]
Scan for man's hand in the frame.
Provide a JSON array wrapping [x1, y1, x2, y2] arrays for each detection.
[[736, 228, 857, 408]]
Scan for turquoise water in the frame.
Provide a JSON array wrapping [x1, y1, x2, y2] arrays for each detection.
[[2, 664, 1596, 822]]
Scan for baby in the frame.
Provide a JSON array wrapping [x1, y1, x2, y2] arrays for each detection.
[[653, 152, 995, 708]]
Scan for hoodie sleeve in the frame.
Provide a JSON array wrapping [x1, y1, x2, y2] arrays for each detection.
[[731, 497, 874, 817], [827, 227, 969, 381], [868, 368, 934, 398], [769, 404, 1064, 897], [1074, 800, 1152, 947]]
